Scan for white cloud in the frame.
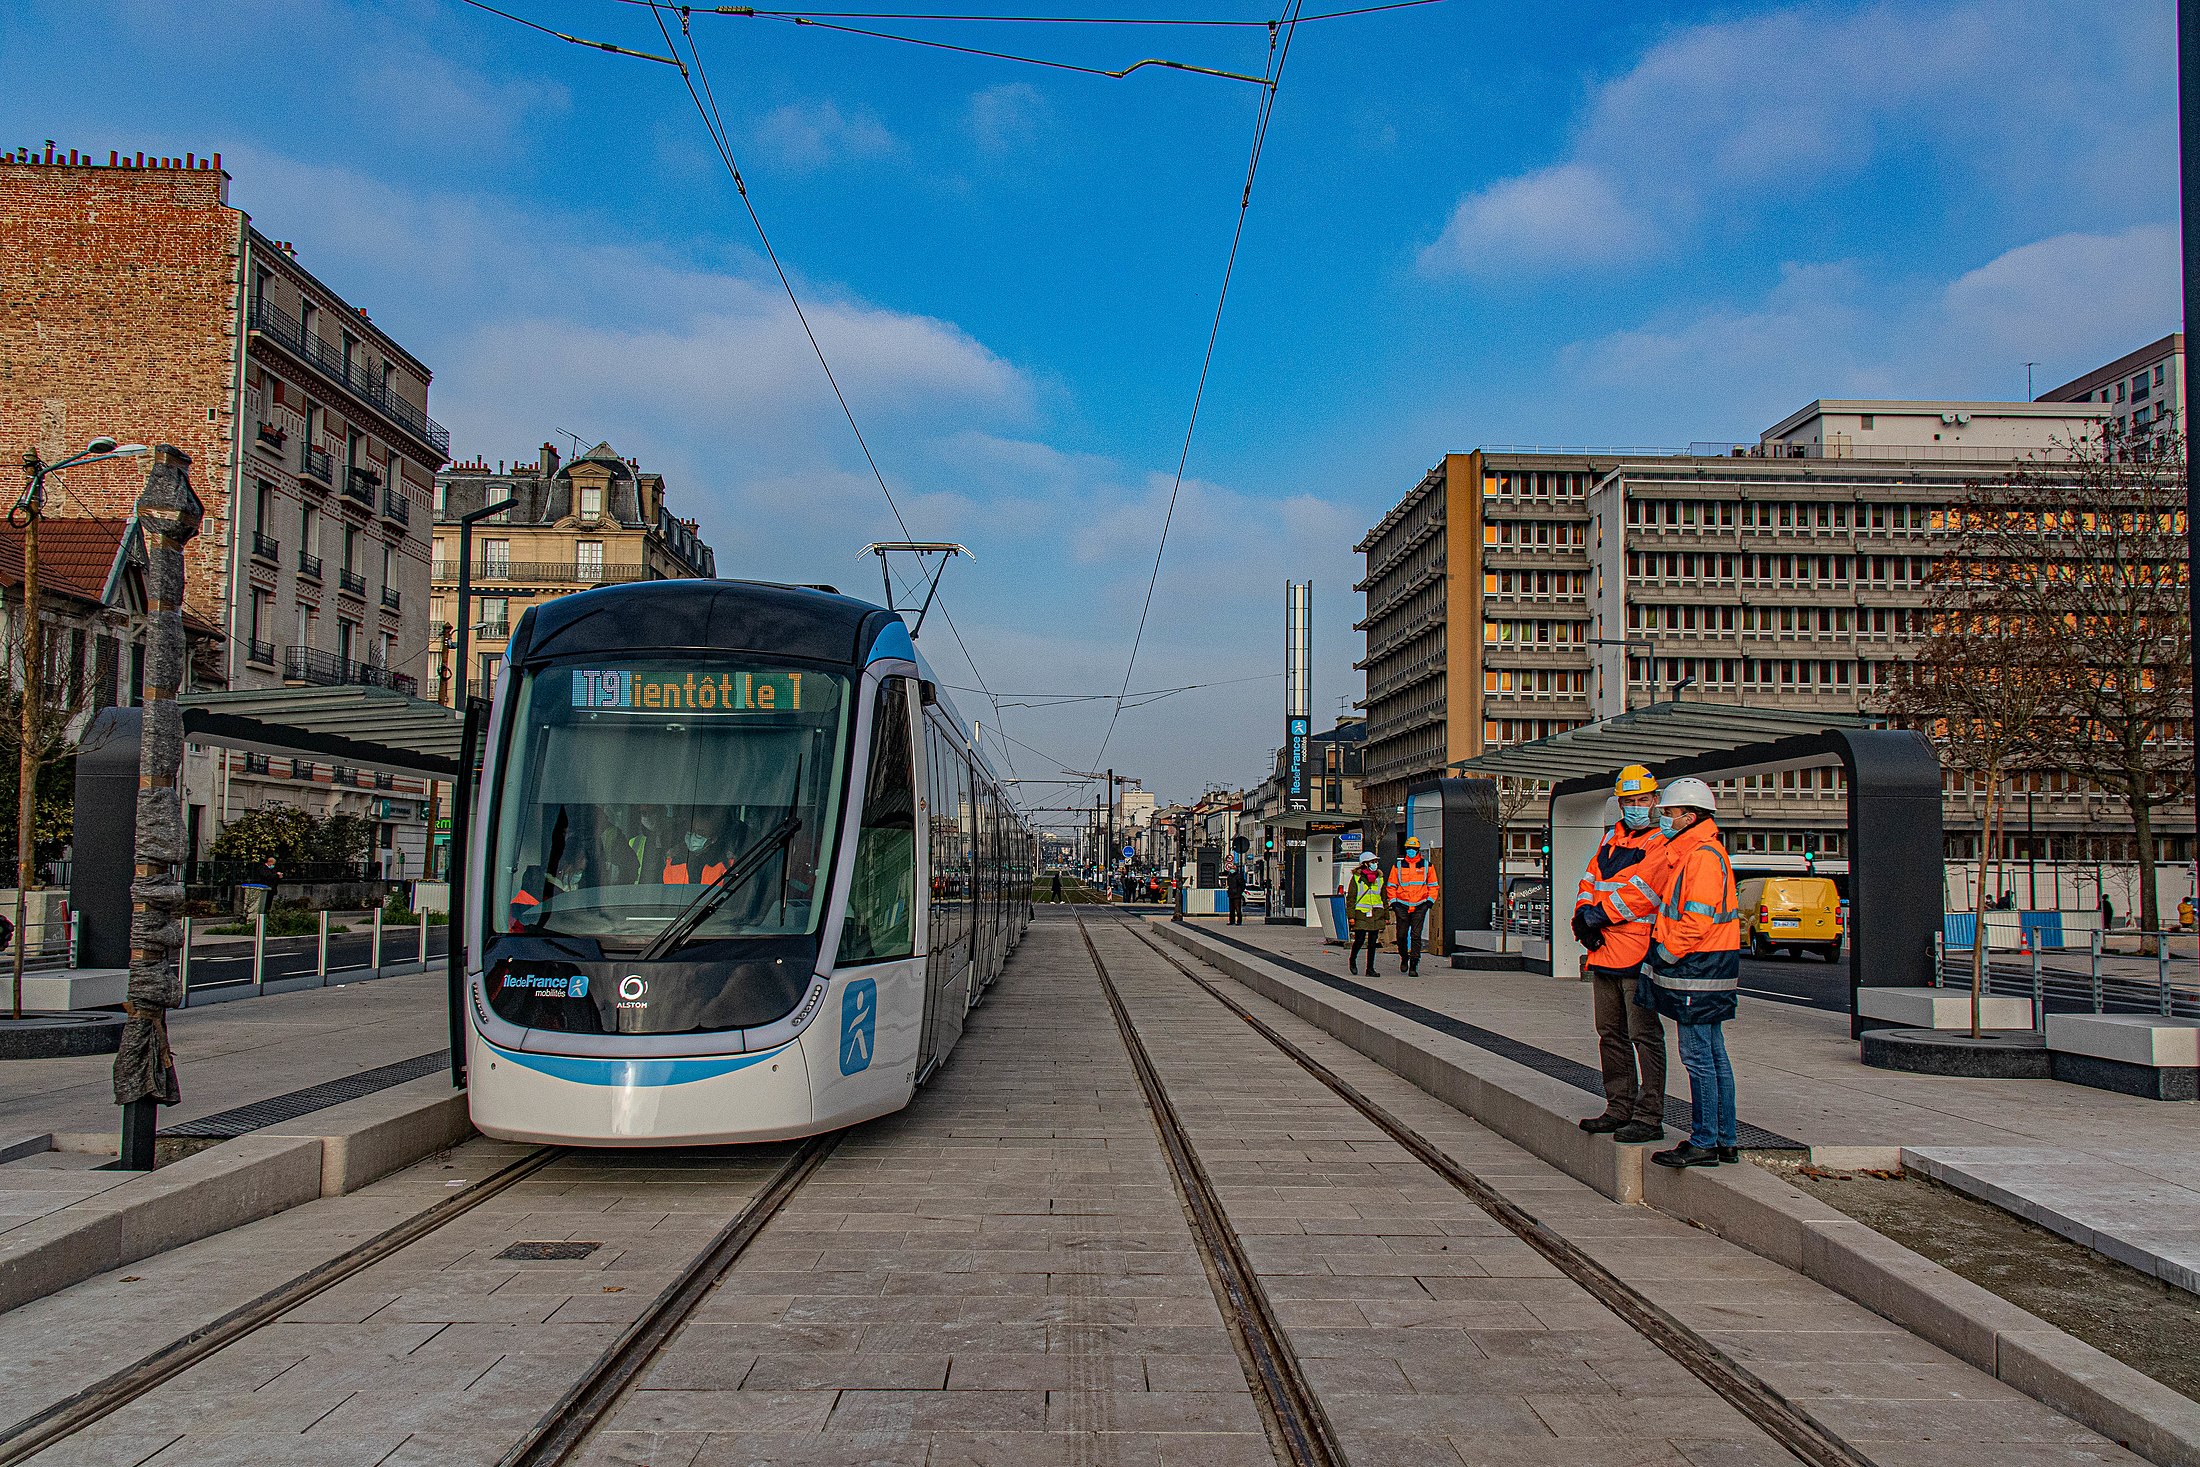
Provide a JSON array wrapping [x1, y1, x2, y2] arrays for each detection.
[[1557, 225, 2179, 437], [1420, 0, 2174, 277], [1419, 162, 1652, 277], [965, 83, 1048, 154], [751, 101, 900, 172]]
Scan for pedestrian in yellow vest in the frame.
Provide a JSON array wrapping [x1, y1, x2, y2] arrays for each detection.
[[1345, 854, 1387, 975]]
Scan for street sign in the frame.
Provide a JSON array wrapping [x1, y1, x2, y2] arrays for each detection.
[[1123, 844, 1135, 859]]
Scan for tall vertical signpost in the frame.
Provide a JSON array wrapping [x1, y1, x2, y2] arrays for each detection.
[[2183, 0, 2198, 967], [1282, 582, 1313, 922]]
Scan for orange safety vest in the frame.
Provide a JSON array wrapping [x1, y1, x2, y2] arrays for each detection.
[[1573, 823, 1666, 969], [1384, 855, 1438, 907], [663, 857, 729, 886]]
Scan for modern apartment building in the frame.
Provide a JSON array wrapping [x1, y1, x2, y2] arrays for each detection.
[[1, 143, 444, 868], [2039, 333, 2183, 457], [431, 443, 718, 700]]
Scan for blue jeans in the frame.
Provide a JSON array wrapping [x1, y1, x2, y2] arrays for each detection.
[[1675, 1020, 1736, 1149]]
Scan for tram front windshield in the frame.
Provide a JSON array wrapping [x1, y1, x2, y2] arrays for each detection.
[[486, 660, 849, 952]]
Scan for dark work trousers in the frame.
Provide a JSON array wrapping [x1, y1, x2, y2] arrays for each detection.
[[1587, 964, 1666, 1125], [1349, 929, 1382, 972], [1390, 902, 1429, 972], [1227, 889, 1244, 924]]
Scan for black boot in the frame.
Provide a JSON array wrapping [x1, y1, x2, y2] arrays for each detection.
[[1578, 1112, 1627, 1135], [1612, 1121, 1665, 1145], [1717, 1146, 1741, 1164], [1652, 1143, 1720, 1169]]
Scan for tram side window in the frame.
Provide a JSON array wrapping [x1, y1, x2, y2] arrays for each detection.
[[838, 679, 916, 965]]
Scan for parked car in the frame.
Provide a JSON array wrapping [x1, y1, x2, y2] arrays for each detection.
[[1740, 874, 1844, 960]]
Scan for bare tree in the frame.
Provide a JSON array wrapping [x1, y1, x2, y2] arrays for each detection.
[[1882, 586, 2057, 1037], [0, 608, 108, 1017], [1966, 428, 2191, 938]]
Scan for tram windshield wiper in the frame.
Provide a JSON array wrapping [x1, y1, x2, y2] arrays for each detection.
[[638, 812, 802, 962]]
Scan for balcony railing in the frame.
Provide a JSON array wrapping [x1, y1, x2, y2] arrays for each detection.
[[250, 300, 452, 458], [337, 568, 366, 596], [242, 752, 272, 775], [429, 559, 652, 586], [251, 531, 280, 563], [298, 550, 322, 580], [301, 446, 333, 486], [478, 620, 511, 640], [344, 466, 379, 505], [381, 587, 402, 612], [283, 645, 419, 695], [382, 491, 410, 526], [247, 639, 276, 667]]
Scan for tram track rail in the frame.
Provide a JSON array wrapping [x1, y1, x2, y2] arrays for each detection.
[[1072, 909, 1347, 1467], [0, 1131, 839, 1467], [0, 1145, 566, 1467], [1083, 909, 1880, 1467]]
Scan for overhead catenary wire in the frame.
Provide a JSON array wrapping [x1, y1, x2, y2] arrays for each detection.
[[647, 3, 1025, 775], [610, 0, 1442, 26], [1087, 0, 1305, 772], [740, 13, 1274, 84]]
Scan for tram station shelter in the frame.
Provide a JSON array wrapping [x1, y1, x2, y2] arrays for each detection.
[[72, 687, 463, 969], [1453, 702, 1944, 1036]]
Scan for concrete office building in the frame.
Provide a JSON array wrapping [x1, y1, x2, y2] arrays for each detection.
[[1355, 451, 1620, 826], [1359, 391, 2192, 897]]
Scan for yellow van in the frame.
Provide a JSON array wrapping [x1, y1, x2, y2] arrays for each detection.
[[1739, 875, 1844, 960]]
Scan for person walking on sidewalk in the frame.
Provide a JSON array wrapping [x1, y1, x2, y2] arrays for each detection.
[[1225, 862, 1246, 925], [1384, 836, 1439, 976], [1572, 766, 1669, 1146], [1642, 777, 1743, 1169], [1346, 853, 1387, 975]]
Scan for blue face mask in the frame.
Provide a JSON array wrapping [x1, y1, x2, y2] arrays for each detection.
[[1620, 804, 1652, 831], [1657, 813, 1678, 840]]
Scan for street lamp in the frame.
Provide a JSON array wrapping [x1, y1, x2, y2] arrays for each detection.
[[11, 438, 148, 1020], [442, 495, 515, 1087]]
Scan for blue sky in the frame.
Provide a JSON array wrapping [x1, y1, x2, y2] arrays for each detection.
[[2, 0, 2180, 813]]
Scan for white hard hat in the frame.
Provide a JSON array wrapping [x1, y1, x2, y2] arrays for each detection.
[[1659, 776, 1716, 814]]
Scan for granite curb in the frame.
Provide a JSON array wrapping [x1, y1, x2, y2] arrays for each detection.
[[0, 1077, 475, 1317], [1150, 917, 2200, 1467]]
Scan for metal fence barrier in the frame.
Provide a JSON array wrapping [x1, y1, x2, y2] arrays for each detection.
[[1931, 927, 2200, 1024], [179, 908, 447, 1008]]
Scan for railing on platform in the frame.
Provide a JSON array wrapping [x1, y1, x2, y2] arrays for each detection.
[[179, 906, 444, 1007], [1931, 924, 2200, 1023]]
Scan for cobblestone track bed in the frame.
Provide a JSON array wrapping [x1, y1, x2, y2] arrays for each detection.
[[6, 1143, 810, 1466], [1089, 914, 2147, 1467], [1094, 914, 1866, 1467]]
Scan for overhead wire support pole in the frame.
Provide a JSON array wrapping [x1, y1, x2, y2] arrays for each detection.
[[2183, 0, 2199, 985]]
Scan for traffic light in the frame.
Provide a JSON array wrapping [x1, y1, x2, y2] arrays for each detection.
[[1263, 837, 1275, 852]]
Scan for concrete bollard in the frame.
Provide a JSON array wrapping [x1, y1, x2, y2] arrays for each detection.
[[316, 909, 329, 982], [252, 909, 266, 997]]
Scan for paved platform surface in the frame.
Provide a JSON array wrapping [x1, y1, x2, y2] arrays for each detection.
[[1192, 917, 2200, 1300], [0, 913, 2147, 1464], [0, 969, 451, 1143]]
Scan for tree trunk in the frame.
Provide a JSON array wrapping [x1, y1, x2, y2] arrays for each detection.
[[2131, 791, 2159, 952], [12, 509, 39, 1023], [1972, 772, 1999, 1040]]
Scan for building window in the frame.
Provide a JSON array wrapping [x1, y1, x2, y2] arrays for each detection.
[[580, 483, 603, 518], [255, 480, 274, 532], [482, 538, 510, 574], [1860, 414, 1875, 430], [481, 597, 510, 637], [576, 540, 604, 580], [338, 618, 357, 663], [343, 526, 361, 573], [382, 542, 396, 588]]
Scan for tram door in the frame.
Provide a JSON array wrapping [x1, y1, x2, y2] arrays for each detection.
[[918, 718, 973, 1078]]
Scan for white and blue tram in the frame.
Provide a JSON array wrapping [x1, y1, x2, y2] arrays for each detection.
[[461, 580, 1033, 1145]]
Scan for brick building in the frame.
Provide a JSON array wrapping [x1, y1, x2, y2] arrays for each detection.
[[1, 143, 446, 870]]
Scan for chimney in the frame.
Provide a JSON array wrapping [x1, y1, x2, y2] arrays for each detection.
[[540, 443, 560, 477]]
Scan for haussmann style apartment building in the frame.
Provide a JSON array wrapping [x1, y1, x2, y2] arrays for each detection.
[[1357, 369, 2194, 909], [1, 142, 444, 873]]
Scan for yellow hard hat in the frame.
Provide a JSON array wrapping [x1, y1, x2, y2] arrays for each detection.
[[1615, 764, 1658, 797], [1402, 836, 1422, 852]]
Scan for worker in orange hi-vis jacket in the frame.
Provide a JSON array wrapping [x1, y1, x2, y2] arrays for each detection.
[[1571, 765, 1671, 1146], [1383, 836, 1439, 976], [1643, 777, 1743, 1172]]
